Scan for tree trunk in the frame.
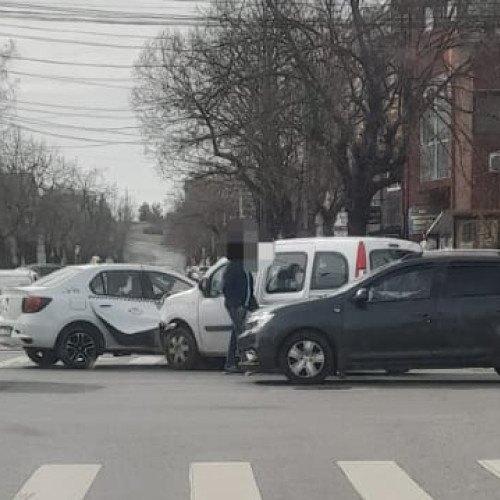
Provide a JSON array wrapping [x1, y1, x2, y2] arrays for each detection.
[[347, 198, 371, 236]]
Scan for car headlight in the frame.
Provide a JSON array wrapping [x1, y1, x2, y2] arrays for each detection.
[[245, 311, 274, 331]]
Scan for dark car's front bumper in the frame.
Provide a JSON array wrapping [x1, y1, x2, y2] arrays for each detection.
[[237, 329, 278, 371]]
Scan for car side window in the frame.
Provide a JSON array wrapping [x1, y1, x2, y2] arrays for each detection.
[[146, 272, 192, 300], [445, 263, 500, 297], [368, 266, 434, 303], [99, 271, 144, 300], [266, 252, 307, 294], [209, 266, 226, 297], [90, 273, 106, 295], [369, 249, 416, 270], [311, 252, 348, 290]]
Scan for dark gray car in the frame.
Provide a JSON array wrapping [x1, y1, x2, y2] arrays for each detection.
[[238, 251, 500, 384]]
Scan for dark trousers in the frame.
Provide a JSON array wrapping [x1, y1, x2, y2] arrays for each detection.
[[225, 305, 247, 369]]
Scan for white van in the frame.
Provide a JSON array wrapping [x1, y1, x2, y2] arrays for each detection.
[[160, 237, 421, 370], [258, 237, 421, 305]]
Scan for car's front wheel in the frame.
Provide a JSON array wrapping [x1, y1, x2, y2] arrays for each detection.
[[164, 325, 199, 370], [58, 325, 99, 369], [24, 348, 58, 367], [280, 331, 333, 385]]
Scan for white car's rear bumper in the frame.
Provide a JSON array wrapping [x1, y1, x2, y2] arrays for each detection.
[[0, 316, 22, 348]]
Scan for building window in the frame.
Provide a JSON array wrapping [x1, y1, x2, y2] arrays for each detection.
[[424, 7, 434, 31], [420, 81, 451, 182]]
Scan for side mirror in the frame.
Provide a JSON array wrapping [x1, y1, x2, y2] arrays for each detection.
[[353, 288, 369, 306], [198, 277, 209, 296]]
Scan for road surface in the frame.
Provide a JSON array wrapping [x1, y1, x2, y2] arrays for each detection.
[[1, 350, 500, 500], [124, 222, 186, 270]]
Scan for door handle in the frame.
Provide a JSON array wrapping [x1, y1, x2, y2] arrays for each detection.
[[99, 304, 112, 308], [417, 312, 432, 323]]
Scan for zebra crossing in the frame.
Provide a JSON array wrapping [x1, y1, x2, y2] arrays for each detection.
[[0, 353, 167, 369], [7, 459, 500, 499]]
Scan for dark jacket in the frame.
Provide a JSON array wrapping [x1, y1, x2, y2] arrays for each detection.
[[223, 260, 254, 309]]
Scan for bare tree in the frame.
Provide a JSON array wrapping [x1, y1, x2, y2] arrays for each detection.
[[265, 0, 487, 235], [134, 0, 344, 238]]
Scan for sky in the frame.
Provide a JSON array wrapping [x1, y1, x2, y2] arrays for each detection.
[[0, 0, 205, 210]]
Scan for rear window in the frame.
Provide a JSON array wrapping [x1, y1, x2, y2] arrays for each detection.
[[266, 252, 307, 294], [445, 263, 500, 297], [370, 249, 416, 270], [311, 252, 348, 290], [31, 267, 81, 287]]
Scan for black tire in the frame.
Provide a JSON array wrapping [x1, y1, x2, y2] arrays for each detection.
[[164, 325, 199, 370], [24, 348, 59, 367], [385, 368, 410, 375], [279, 331, 333, 385], [58, 325, 99, 369]]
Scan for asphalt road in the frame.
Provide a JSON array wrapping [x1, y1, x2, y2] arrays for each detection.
[[124, 222, 186, 270], [1, 351, 500, 500]]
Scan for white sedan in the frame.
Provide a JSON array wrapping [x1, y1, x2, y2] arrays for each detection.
[[0, 264, 194, 368]]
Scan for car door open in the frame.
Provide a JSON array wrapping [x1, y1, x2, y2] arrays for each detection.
[[197, 264, 233, 354]]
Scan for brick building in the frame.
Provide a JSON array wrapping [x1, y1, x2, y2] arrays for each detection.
[[401, 1, 500, 248]]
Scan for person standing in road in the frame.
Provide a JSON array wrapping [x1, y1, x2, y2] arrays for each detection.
[[223, 242, 254, 373]]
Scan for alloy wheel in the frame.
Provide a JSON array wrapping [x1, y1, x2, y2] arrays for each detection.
[[287, 340, 326, 379], [64, 331, 97, 366], [167, 334, 190, 365]]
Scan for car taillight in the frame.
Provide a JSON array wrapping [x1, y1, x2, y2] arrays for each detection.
[[22, 297, 52, 314], [355, 242, 367, 278]]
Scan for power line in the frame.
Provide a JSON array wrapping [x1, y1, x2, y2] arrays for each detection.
[[10, 70, 132, 83], [0, 3, 205, 26], [14, 98, 136, 112], [2, 120, 150, 144], [14, 106, 138, 120], [0, 30, 148, 49], [0, 20, 169, 39], [6, 55, 165, 69], [4, 113, 141, 134], [10, 70, 133, 89], [0, 1, 202, 20]]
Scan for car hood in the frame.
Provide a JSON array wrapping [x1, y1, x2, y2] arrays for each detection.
[[162, 286, 198, 308]]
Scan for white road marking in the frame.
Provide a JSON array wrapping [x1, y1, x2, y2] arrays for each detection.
[[128, 355, 165, 366], [478, 460, 500, 479], [338, 461, 434, 500], [0, 355, 29, 368], [12, 464, 101, 500], [190, 462, 262, 500]]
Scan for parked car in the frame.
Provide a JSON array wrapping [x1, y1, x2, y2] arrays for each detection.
[[0, 269, 39, 347], [238, 251, 500, 384], [0, 269, 38, 295], [20, 263, 63, 278], [0, 264, 195, 367], [160, 237, 421, 370]]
